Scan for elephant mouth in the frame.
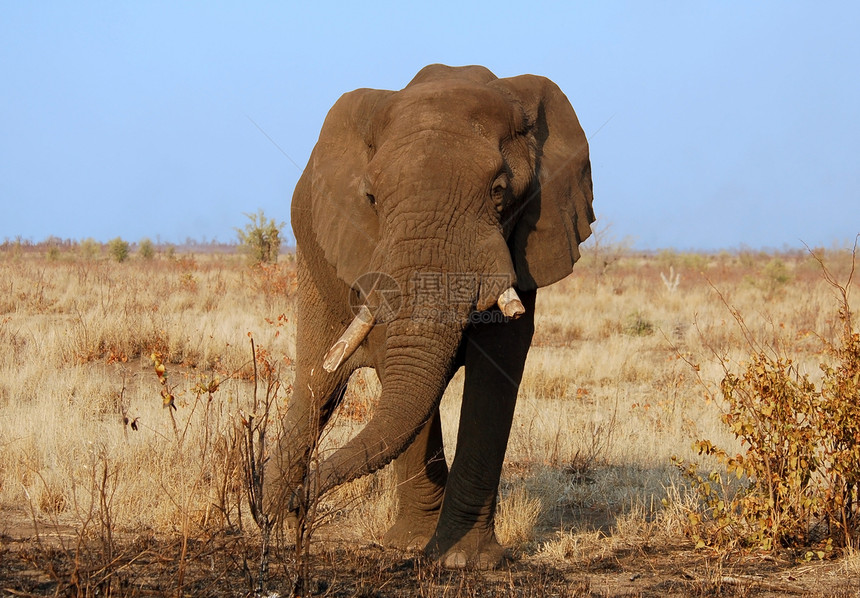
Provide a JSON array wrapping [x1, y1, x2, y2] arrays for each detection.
[[322, 286, 525, 373]]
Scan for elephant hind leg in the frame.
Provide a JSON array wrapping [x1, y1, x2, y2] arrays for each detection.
[[383, 407, 448, 551]]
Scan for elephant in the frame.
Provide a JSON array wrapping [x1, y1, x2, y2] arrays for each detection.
[[273, 64, 594, 569]]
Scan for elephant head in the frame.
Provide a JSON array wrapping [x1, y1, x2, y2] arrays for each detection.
[[289, 63, 594, 498]]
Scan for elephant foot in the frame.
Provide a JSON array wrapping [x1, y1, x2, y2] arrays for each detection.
[[383, 513, 439, 552], [424, 529, 510, 570]]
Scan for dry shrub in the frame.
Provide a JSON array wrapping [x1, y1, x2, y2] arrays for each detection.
[[676, 246, 860, 554], [33, 469, 69, 515], [623, 310, 655, 336]]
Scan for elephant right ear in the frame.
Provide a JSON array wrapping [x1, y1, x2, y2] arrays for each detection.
[[292, 88, 393, 286], [492, 75, 595, 290]]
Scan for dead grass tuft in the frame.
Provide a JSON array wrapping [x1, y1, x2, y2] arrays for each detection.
[[496, 485, 543, 546]]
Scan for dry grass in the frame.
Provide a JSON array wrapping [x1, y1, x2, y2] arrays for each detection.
[[0, 253, 296, 534], [1, 242, 858, 595]]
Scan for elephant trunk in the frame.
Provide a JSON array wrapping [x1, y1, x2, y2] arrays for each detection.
[[312, 226, 520, 493], [314, 312, 464, 493], [322, 287, 524, 373]]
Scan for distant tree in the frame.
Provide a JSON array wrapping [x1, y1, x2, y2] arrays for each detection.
[[9, 236, 26, 258], [138, 237, 155, 260], [108, 237, 130, 263], [235, 209, 284, 264], [79, 238, 101, 260], [43, 236, 62, 260]]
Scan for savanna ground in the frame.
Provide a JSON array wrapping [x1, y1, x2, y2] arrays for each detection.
[[1, 236, 859, 597]]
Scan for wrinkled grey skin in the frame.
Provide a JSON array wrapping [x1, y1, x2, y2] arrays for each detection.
[[272, 64, 594, 569]]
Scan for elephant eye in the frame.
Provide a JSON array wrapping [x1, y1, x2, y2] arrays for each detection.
[[359, 176, 377, 209], [491, 174, 509, 212]]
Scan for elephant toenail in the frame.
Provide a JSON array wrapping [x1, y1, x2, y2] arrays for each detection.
[[444, 552, 467, 568]]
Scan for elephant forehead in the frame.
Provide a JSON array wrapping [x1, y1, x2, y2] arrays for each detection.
[[385, 82, 518, 138], [370, 136, 503, 194]]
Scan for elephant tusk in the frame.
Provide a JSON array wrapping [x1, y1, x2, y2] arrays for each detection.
[[322, 305, 375, 372], [497, 287, 526, 319]]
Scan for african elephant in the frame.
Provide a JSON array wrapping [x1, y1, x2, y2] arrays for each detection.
[[273, 64, 594, 569]]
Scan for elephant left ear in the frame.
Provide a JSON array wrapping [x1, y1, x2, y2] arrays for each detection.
[[293, 88, 393, 287], [492, 75, 595, 290]]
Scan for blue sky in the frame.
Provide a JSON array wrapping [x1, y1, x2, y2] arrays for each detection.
[[1, 2, 858, 250]]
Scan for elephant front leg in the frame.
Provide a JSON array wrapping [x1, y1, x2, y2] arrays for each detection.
[[265, 258, 356, 522], [424, 289, 536, 569], [383, 408, 448, 551], [265, 366, 349, 521]]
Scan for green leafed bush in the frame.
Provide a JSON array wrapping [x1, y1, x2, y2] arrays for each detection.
[[108, 237, 130, 263], [79, 237, 101, 260], [236, 209, 284, 264], [138, 237, 155, 260]]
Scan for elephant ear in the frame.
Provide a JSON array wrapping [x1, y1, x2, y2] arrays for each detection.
[[294, 88, 393, 286], [493, 75, 595, 290]]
